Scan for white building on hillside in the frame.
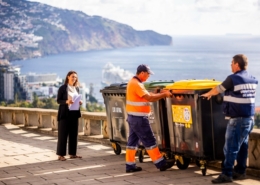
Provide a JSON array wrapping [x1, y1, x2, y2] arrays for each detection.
[[26, 73, 62, 85], [27, 85, 59, 101]]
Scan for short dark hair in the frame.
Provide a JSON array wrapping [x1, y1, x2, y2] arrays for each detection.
[[64, 70, 79, 86], [136, 64, 154, 75], [233, 54, 248, 70]]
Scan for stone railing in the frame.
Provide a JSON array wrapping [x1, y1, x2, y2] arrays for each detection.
[[0, 107, 108, 139], [0, 106, 260, 176], [248, 129, 260, 176]]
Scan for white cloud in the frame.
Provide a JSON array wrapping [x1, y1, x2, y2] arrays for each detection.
[[195, 0, 259, 12], [29, 0, 260, 35]]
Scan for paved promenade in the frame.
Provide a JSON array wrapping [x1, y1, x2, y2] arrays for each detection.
[[0, 123, 259, 185]]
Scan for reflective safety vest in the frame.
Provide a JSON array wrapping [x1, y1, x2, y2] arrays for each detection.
[[126, 76, 151, 116], [223, 70, 258, 118]]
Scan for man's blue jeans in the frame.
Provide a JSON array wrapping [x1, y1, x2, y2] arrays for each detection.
[[222, 117, 254, 177]]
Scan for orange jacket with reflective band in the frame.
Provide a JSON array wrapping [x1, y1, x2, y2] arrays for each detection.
[[126, 77, 150, 116]]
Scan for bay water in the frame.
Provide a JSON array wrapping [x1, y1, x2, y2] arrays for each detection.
[[12, 35, 260, 105]]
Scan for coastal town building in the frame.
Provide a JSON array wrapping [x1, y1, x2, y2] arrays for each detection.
[[3, 70, 14, 100], [0, 59, 27, 101], [26, 73, 61, 85], [0, 59, 10, 101], [0, 59, 63, 102]]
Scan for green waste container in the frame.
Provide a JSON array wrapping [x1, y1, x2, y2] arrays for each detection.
[[165, 79, 228, 175], [100, 83, 128, 155]]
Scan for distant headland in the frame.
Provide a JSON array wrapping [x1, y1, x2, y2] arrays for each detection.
[[0, 0, 172, 62]]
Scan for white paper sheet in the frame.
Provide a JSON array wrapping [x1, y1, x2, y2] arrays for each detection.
[[69, 94, 81, 110]]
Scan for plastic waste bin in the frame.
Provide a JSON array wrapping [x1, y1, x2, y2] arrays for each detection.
[[100, 80, 174, 159], [165, 79, 228, 175], [100, 83, 128, 155], [137, 80, 174, 162]]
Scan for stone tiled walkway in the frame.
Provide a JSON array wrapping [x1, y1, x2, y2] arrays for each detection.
[[0, 123, 259, 185]]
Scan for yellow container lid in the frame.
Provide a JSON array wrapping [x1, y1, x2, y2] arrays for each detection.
[[165, 79, 221, 90]]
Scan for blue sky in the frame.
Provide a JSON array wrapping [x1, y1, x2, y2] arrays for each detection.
[[29, 0, 260, 36]]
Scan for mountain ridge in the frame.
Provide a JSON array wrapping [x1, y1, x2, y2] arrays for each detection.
[[0, 0, 172, 61]]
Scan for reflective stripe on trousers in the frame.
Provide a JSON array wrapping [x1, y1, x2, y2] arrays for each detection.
[[125, 114, 165, 168]]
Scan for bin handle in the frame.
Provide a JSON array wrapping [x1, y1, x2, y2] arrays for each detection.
[[119, 83, 127, 88], [159, 89, 173, 97], [198, 94, 208, 99], [120, 83, 127, 86]]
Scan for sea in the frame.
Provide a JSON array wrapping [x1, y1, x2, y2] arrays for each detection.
[[12, 35, 260, 106]]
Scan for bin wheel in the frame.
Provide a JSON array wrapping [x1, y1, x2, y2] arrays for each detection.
[[201, 166, 207, 176], [138, 149, 145, 163], [176, 156, 190, 170], [198, 160, 207, 176], [112, 142, 121, 155]]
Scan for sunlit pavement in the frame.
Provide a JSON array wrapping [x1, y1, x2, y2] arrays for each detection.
[[0, 123, 259, 185]]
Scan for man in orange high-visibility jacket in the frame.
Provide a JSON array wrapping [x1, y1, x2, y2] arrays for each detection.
[[125, 64, 174, 173]]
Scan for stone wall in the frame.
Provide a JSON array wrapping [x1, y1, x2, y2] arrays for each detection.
[[0, 107, 108, 139], [248, 129, 260, 176]]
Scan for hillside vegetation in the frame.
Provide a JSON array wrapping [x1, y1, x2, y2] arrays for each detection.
[[0, 0, 172, 61]]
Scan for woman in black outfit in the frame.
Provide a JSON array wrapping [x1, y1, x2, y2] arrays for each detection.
[[56, 70, 82, 161]]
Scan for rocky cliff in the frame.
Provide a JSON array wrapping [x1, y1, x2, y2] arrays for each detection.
[[0, 0, 172, 61]]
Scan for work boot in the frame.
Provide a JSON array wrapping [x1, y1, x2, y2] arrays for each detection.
[[159, 160, 174, 171], [126, 166, 142, 173], [211, 174, 233, 184], [233, 171, 246, 180]]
